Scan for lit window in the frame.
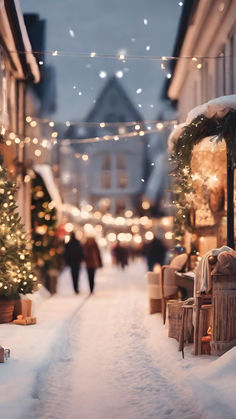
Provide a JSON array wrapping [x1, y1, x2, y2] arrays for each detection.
[[116, 153, 127, 170], [101, 172, 111, 189], [117, 171, 128, 189]]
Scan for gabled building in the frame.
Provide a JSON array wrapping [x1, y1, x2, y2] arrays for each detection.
[[63, 76, 147, 215]]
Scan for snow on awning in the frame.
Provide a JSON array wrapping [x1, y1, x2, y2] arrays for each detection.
[[186, 95, 236, 124], [33, 164, 63, 223]]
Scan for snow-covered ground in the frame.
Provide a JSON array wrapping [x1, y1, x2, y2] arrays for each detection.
[[1, 256, 236, 419]]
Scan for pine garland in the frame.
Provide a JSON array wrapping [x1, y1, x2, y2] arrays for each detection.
[[170, 110, 236, 243]]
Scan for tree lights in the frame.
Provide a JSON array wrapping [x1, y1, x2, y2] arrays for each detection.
[[0, 158, 38, 298]]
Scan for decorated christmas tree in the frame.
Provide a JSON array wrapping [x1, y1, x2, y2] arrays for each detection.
[[0, 157, 38, 298], [31, 172, 62, 271]]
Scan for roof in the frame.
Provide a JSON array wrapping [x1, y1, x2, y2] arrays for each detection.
[[2, 0, 40, 83], [162, 0, 199, 100], [86, 76, 143, 122], [66, 76, 144, 139]]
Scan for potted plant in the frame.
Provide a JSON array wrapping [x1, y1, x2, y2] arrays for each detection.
[[0, 158, 38, 323]]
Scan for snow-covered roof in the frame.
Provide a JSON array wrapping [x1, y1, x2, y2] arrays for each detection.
[[186, 95, 236, 124]]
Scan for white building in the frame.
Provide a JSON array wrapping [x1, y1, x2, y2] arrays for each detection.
[[167, 0, 236, 121]]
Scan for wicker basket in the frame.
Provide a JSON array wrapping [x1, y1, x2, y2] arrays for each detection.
[[167, 300, 183, 341]]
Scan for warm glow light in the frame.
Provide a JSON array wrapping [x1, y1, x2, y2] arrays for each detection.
[[117, 233, 126, 242], [26, 116, 32, 123], [131, 225, 139, 233], [72, 207, 80, 216], [125, 210, 133, 218], [107, 232, 116, 242], [145, 231, 154, 241], [115, 217, 126, 226], [197, 63, 202, 69], [51, 131, 58, 138], [200, 236, 205, 242], [165, 231, 173, 240], [9, 132, 16, 140], [162, 217, 171, 226], [30, 121, 37, 127], [125, 233, 132, 242], [34, 149, 41, 157], [49, 121, 55, 127], [140, 216, 149, 226], [32, 137, 38, 144], [82, 154, 88, 161], [84, 223, 94, 233], [14, 137, 20, 144], [139, 131, 145, 136], [65, 223, 74, 232], [135, 124, 140, 130], [156, 122, 164, 130], [42, 139, 48, 148], [142, 200, 150, 210], [100, 122, 106, 128], [133, 234, 142, 244]]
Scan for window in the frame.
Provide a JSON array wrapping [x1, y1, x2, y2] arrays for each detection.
[[116, 153, 127, 170], [101, 154, 111, 170], [101, 172, 111, 189], [117, 171, 128, 188]]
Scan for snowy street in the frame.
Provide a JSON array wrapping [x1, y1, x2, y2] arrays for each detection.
[[24, 258, 229, 419]]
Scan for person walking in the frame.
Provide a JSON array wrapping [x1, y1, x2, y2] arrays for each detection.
[[83, 237, 102, 293], [146, 235, 167, 271], [65, 232, 84, 294]]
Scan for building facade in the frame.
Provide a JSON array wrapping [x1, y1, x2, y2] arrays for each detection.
[[0, 0, 40, 230], [167, 0, 236, 121], [63, 76, 147, 215]]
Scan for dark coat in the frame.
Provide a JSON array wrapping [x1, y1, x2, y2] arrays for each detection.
[[65, 237, 84, 267], [146, 237, 167, 268]]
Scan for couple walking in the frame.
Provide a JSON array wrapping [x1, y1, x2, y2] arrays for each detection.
[[65, 232, 102, 294]]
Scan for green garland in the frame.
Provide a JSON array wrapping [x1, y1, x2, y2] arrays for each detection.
[[170, 110, 236, 243]]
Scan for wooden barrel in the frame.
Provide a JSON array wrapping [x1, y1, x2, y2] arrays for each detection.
[[0, 298, 14, 323]]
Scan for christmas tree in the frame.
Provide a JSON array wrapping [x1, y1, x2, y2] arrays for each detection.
[[0, 157, 38, 298], [31, 172, 62, 271]]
